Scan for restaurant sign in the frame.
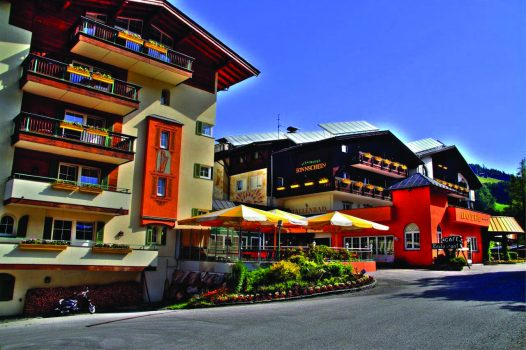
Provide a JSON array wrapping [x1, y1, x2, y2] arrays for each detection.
[[296, 159, 327, 174], [432, 235, 462, 249]]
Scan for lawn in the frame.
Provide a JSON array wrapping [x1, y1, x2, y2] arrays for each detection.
[[478, 176, 502, 184], [494, 202, 509, 212]]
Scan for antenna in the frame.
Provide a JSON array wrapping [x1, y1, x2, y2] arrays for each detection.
[[277, 114, 282, 139]]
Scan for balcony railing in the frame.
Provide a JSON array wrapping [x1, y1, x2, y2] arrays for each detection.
[[23, 54, 141, 101], [334, 178, 392, 201], [14, 112, 136, 153], [74, 17, 194, 72], [357, 151, 408, 177], [10, 173, 130, 194], [435, 179, 469, 197]]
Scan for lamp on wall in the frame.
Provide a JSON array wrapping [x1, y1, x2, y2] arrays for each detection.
[[115, 231, 124, 239]]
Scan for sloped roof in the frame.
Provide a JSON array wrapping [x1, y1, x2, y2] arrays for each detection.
[[388, 173, 453, 192], [285, 131, 333, 144], [489, 216, 525, 233], [212, 199, 237, 211], [406, 138, 446, 155], [318, 121, 379, 135], [222, 132, 288, 146]]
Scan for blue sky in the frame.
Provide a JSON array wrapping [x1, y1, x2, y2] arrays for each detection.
[[175, 0, 526, 174]]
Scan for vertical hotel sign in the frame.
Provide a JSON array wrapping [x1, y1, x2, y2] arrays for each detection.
[[448, 207, 490, 227]]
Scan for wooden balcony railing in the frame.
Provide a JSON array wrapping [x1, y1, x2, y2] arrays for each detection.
[[10, 173, 130, 194], [358, 151, 408, 177], [23, 54, 141, 101], [334, 178, 392, 201], [74, 17, 194, 72], [14, 112, 136, 153]]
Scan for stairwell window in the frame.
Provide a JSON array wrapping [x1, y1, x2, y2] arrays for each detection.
[[404, 223, 420, 250], [194, 164, 212, 180], [160, 131, 170, 149], [157, 177, 167, 197], [195, 121, 213, 137], [160, 89, 170, 106]]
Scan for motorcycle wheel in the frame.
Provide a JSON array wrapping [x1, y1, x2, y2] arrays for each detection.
[[88, 304, 96, 314]]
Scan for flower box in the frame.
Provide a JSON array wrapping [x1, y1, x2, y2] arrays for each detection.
[[92, 247, 132, 254], [19, 243, 68, 252], [363, 153, 373, 159], [86, 128, 109, 137], [79, 185, 103, 194], [67, 65, 91, 78], [117, 31, 144, 45], [92, 73, 114, 85], [341, 178, 352, 185], [145, 41, 168, 54], [51, 182, 79, 191], [60, 121, 84, 132]]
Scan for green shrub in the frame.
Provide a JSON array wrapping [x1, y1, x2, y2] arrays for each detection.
[[228, 262, 248, 293], [449, 257, 467, 270], [245, 267, 270, 292], [325, 262, 344, 277], [268, 261, 301, 283], [508, 252, 518, 260], [288, 254, 308, 266]]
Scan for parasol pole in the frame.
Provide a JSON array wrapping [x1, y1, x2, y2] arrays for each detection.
[[277, 220, 283, 260]]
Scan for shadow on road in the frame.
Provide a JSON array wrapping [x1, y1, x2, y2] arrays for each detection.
[[390, 271, 526, 313]]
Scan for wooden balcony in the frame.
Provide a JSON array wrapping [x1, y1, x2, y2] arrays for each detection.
[[21, 54, 140, 116], [352, 151, 408, 178], [334, 178, 392, 201], [12, 112, 135, 165], [70, 17, 194, 85], [4, 174, 131, 216]]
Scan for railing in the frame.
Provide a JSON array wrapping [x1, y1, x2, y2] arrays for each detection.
[[10, 173, 130, 194], [435, 179, 469, 196], [357, 151, 408, 177], [74, 17, 194, 72], [0, 239, 158, 251], [14, 112, 136, 153], [23, 54, 141, 101], [334, 178, 392, 201]]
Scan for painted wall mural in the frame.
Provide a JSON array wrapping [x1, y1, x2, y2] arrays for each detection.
[[230, 169, 267, 205]]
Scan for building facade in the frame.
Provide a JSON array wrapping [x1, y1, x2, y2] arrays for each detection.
[[0, 0, 258, 316]]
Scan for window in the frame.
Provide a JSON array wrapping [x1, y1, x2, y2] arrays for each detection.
[[249, 175, 263, 190], [236, 179, 246, 192], [80, 167, 99, 185], [150, 25, 174, 48], [0, 274, 15, 301], [161, 89, 170, 106], [52, 220, 72, 241], [160, 131, 170, 149], [467, 237, 478, 252], [341, 145, 348, 153], [404, 223, 420, 250], [342, 201, 352, 210], [58, 164, 78, 183], [254, 151, 261, 160], [58, 163, 100, 185], [194, 164, 212, 180], [76, 222, 94, 241], [191, 208, 209, 217], [63, 111, 106, 145], [276, 177, 284, 187], [0, 215, 15, 236], [195, 121, 213, 137], [115, 17, 143, 34], [437, 225, 443, 243], [157, 177, 167, 197]]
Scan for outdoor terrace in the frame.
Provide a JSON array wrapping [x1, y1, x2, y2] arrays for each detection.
[[13, 112, 135, 165], [334, 178, 392, 201], [21, 54, 141, 116], [71, 17, 194, 85]]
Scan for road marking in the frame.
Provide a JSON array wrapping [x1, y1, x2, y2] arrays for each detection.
[[85, 311, 173, 327]]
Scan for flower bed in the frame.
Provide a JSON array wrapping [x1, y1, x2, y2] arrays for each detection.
[[92, 243, 131, 254], [24, 282, 142, 316], [18, 239, 69, 251]]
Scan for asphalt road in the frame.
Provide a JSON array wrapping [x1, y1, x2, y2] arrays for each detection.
[[1, 264, 524, 350]]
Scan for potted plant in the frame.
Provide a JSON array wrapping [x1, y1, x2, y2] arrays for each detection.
[[144, 39, 168, 54], [92, 243, 131, 254], [79, 184, 103, 194], [66, 64, 91, 78], [117, 30, 144, 45], [91, 72, 114, 85], [51, 179, 79, 191], [18, 239, 69, 251]]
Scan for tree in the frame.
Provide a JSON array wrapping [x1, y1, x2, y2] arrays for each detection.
[[474, 185, 496, 213], [506, 158, 526, 230]]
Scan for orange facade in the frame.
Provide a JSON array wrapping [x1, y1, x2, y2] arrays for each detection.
[[340, 186, 490, 266], [140, 116, 182, 227]]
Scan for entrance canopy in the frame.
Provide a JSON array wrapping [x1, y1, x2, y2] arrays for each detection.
[[488, 216, 525, 240]]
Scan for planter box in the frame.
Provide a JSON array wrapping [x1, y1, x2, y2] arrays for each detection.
[[86, 128, 109, 137], [66, 66, 91, 78], [92, 247, 132, 254], [79, 186, 103, 194], [145, 41, 168, 54], [19, 243, 68, 252], [117, 31, 144, 45], [60, 122, 84, 132], [92, 74, 114, 85], [51, 182, 79, 191]]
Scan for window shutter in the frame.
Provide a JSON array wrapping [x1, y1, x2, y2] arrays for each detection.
[[43, 217, 53, 240], [96, 221, 105, 243], [146, 226, 153, 245], [151, 175, 158, 196], [191, 208, 198, 217], [160, 227, 167, 246], [195, 121, 203, 135], [154, 127, 160, 148], [101, 173, 109, 190], [166, 178, 173, 199], [193, 164, 200, 178], [49, 161, 59, 178], [169, 130, 176, 151], [17, 215, 29, 238], [210, 166, 214, 181]]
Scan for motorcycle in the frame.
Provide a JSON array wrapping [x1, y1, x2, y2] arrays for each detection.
[[55, 287, 96, 315]]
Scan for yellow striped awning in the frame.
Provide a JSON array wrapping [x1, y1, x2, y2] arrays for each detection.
[[488, 216, 525, 233]]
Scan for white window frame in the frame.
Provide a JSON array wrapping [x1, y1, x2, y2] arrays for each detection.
[[236, 179, 246, 192], [0, 215, 16, 237], [249, 174, 263, 190], [157, 177, 167, 197], [404, 223, 421, 250], [51, 218, 73, 241], [58, 162, 101, 185], [467, 237, 478, 252], [75, 221, 95, 241], [199, 166, 212, 180], [341, 145, 348, 153], [160, 130, 170, 149]]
